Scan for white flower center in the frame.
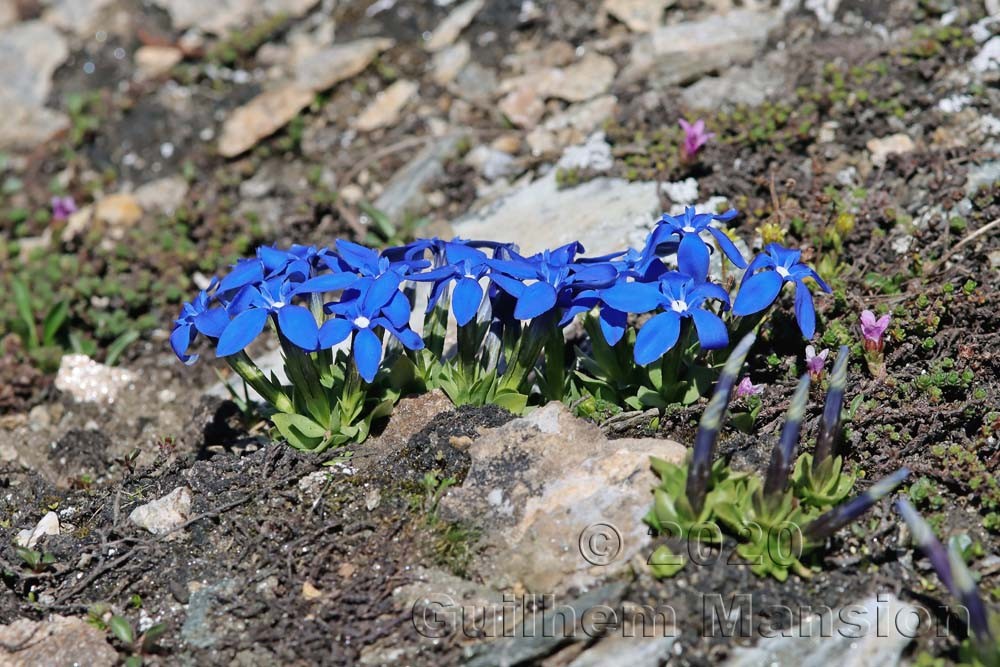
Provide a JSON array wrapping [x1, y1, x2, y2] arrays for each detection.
[[272, 300, 286, 309], [775, 266, 790, 279], [682, 226, 696, 233], [353, 316, 371, 329], [670, 299, 688, 313]]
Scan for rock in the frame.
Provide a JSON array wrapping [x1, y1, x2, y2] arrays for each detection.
[[134, 176, 190, 215], [373, 134, 463, 223], [867, 134, 916, 167], [501, 51, 618, 104], [681, 52, 788, 109], [451, 61, 497, 105], [570, 635, 677, 667], [129, 486, 193, 535], [95, 193, 144, 228], [661, 177, 699, 205], [972, 36, 1000, 73], [301, 581, 323, 599], [0, 615, 119, 667], [525, 95, 618, 154], [43, 0, 115, 36], [498, 86, 547, 128], [453, 167, 657, 257], [425, 0, 484, 52], [555, 132, 613, 175], [723, 594, 918, 667], [626, 9, 783, 86], [0, 22, 68, 105], [15, 511, 60, 548], [135, 45, 184, 80], [152, 0, 318, 34], [55, 355, 136, 405], [603, 0, 671, 32], [355, 79, 419, 132], [0, 1, 16, 28], [294, 38, 394, 92], [466, 145, 517, 181], [805, 0, 840, 26], [0, 22, 70, 151], [438, 402, 686, 594], [431, 41, 471, 86], [218, 84, 314, 157], [965, 160, 1000, 195], [355, 391, 455, 471]]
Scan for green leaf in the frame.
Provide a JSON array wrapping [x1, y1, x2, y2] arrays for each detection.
[[648, 545, 686, 578], [271, 413, 327, 450], [492, 391, 528, 415], [124, 656, 143, 667], [105, 329, 140, 366], [109, 616, 135, 644], [41, 301, 69, 347], [11, 277, 37, 349]]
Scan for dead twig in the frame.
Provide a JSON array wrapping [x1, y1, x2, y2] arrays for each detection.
[[926, 217, 1000, 275]]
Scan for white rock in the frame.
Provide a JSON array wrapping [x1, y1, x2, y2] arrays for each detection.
[[16, 511, 60, 548], [294, 38, 395, 92], [129, 487, 193, 535], [0, 1, 16, 28], [217, 84, 314, 158], [152, 0, 318, 34], [0, 21, 70, 151], [425, 0, 484, 52], [972, 36, 1000, 72], [134, 176, 190, 215], [556, 131, 614, 172], [937, 94, 972, 113], [805, 0, 839, 26], [602, 0, 670, 32], [43, 0, 115, 36], [55, 355, 136, 405], [867, 134, 916, 167], [452, 169, 658, 257], [355, 79, 419, 132], [431, 41, 471, 86], [0, 616, 118, 666], [661, 177, 699, 206], [525, 94, 618, 154], [465, 145, 516, 181]]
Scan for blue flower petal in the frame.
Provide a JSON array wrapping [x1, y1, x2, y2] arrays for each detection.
[[216, 308, 269, 357], [600, 282, 662, 313], [257, 246, 289, 273], [383, 291, 412, 329], [318, 318, 353, 348], [571, 262, 618, 288], [707, 227, 747, 269], [678, 233, 710, 282], [452, 277, 484, 326], [336, 239, 381, 274], [376, 319, 425, 351], [445, 243, 488, 265], [513, 281, 557, 320], [362, 272, 402, 314], [218, 258, 263, 294], [599, 307, 627, 346], [277, 305, 319, 351], [690, 309, 729, 349], [193, 308, 230, 338], [490, 272, 527, 298], [353, 327, 383, 382], [794, 281, 817, 339], [170, 323, 197, 364], [634, 311, 681, 366], [732, 270, 784, 316]]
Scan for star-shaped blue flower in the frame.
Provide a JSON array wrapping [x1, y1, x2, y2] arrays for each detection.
[[732, 243, 831, 338]]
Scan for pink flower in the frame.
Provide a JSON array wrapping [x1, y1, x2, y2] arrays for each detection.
[[805, 345, 829, 379], [679, 118, 714, 160], [860, 310, 890, 351], [736, 376, 764, 398], [51, 196, 77, 221]]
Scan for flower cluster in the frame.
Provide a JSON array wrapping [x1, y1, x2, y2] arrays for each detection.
[[172, 206, 830, 448]]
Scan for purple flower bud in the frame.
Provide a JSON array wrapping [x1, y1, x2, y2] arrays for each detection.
[[803, 468, 909, 540], [812, 345, 849, 470], [736, 376, 764, 398], [51, 195, 77, 221], [895, 499, 954, 595], [763, 374, 810, 500], [948, 544, 995, 647], [679, 118, 714, 160], [805, 344, 829, 379], [686, 333, 755, 516], [860, 310, 890, 352]]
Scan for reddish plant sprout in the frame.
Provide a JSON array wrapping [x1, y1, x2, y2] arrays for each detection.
[[51, 196, 77, 221], [805, 345, 829, 381], [679, 118, 714, 161]]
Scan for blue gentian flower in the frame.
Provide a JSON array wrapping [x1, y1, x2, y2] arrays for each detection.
[[601, 272, 730, 365], [640, 207, 747, 279], [408, 242, 494, 326], [216, 276, 322, 356], [318, 273, 425, 382], [170, 282, 230, 365], [732, 243, 831, 338], [490, 243, 618, 320]]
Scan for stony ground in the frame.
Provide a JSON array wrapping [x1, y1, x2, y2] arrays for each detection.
[[1, 0, 1000, 665]]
